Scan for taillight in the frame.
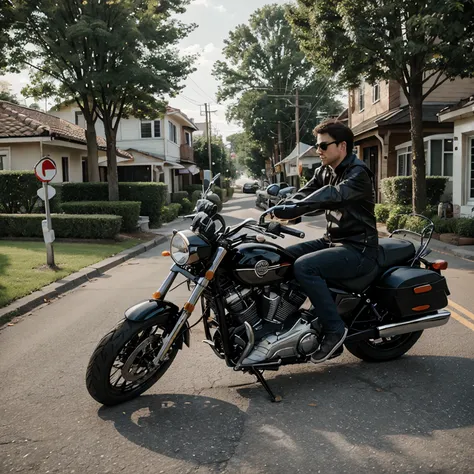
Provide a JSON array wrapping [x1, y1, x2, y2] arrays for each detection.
[[432, 260, 448, 271]]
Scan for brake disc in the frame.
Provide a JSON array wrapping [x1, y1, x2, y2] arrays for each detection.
[[121, 334, 162, 382]]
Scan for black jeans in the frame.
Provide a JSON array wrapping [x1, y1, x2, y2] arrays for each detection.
[[286, 239, 377, 334]]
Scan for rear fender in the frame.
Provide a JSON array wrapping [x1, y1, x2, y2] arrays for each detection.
[[125, 299, 190, 348]]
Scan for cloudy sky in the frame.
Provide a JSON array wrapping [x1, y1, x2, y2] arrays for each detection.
[[1, 0, 291, 140]]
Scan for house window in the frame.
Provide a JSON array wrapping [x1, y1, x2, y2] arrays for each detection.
[[168, 121, 177, 143], [396, 146, 412, 176], [372, 82, 380, 103], [359, 82, 365, 111], [0, 148, 10, 170], [62, 156, 69, 182], [470, 138, 474, 199], [140, 120, 161, 138], [185, 131, 191, 146], [75, 111, 85, 127], [82, 157, 89, 182], [430, 139, 453, 177]]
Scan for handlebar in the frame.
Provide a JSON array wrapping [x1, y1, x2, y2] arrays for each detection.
[[279, 225, 305, 239]]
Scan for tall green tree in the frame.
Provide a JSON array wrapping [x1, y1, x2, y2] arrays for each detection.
[[227, 131, 267, 179], [213, 3, 342, 160], [287, 0, 474, 212], [0, 0, 14, 69], [10, 0, 195, 199], [194, 135, 236, 180], [0, 90, 19, 104]]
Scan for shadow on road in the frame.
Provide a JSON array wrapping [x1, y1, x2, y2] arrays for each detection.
[[98, 355, 473, 471], [98, 394, 246, 465]]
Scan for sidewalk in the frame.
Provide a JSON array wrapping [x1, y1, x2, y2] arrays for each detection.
[[378, 224, 474, 261]]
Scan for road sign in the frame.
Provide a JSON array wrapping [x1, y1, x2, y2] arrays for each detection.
[[37, 185, 56, 201], [34, 157, 57, 182]]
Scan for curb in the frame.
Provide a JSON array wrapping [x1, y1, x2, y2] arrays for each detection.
[[0, 235, 168, 327], [378, 229, 474, 262]]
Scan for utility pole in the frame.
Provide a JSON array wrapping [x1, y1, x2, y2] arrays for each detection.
[[204, 103, 212, 173], [295, 87, 301, 188]]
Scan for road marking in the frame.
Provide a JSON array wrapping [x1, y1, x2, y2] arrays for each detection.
[[448, 299, 474, 322], [449, 309, 474, 332]]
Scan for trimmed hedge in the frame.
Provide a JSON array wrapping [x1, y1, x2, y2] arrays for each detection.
[[60, 182, 167, 226], [381, 176, 448, 205], [455, 218, 474, 237], [396, 215, 474, 237], [228, 187, 235, 199], [161, 203, 182, 223], [61, 201, 140, 232], [171, 191, 189, 205], [180, 198, 193, 214], [191, 190, 202, 204], [0, 214, 121, 239], [213, 186, 224, 202], [184, 184, 203, 195], [0, 171, 41, 213], [375, 204, 390, 223]]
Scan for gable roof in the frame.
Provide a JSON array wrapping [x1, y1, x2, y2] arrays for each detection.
[[439, 94, 474, 115], [0, 101, 131, 159]]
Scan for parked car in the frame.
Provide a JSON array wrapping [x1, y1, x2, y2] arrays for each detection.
[[243, 181, 260, 194], [255, 182, 296, 209]]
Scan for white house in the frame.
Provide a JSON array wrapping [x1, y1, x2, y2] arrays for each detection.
[[438, 95, 474, 216], [51, 104, 199, 195]]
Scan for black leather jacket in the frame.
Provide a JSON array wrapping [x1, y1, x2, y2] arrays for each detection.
[[274, 154, 378, 249]]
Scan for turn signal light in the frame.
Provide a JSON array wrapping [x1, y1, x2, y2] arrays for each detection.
[[205, 270, 215, 280], [432, 260, 448, 270], [152, 291, 161, 300], [162, 251, 171, 257], [414, 284, 432, 294], [412, 305, 430, 312]]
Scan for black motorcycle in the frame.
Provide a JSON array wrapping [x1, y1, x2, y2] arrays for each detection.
[[86, 174, 451, 405]]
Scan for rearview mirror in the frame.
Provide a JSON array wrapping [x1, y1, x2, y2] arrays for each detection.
[[267, 184, 280, 196]]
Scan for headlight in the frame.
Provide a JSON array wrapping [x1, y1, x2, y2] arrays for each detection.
[[170, 232, 190, 266]]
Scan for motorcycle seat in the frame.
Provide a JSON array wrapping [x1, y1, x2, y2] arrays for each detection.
[[378, 238, 416, 268]]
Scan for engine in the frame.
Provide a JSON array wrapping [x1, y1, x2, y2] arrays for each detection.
[[224, 282, 307, 327]]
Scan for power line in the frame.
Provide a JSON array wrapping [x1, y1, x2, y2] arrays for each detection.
[[189, 78, 216, 103], [180, 95, 203, 106]]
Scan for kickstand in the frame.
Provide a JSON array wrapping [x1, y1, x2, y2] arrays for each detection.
[[251, 368, 282, 403]]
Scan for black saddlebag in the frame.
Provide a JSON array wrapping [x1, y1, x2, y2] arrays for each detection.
[[376, 267, 449, 318]]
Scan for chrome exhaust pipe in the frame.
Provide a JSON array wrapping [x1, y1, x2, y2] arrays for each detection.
[[234, 322, 255, 370], [377, 310, 451, 338]]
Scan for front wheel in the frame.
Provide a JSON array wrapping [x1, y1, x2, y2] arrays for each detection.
[[344, 331, 423, 362], [86, 318, 179, 406]]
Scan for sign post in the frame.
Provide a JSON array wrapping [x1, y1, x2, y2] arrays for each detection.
[[34, 157, 57, 267]]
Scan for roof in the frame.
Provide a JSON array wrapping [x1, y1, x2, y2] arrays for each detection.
[[336, 108, 348, 122], [438, 94, 474, 115], [352, 104, 453, 137], [125, 148, 165, 161], [0, 101, 132, 159], [166, 106, 198, 131], [280, 142, 320, 164]]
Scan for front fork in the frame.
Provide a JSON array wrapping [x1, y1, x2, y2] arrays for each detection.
[[152, 247, 227, 365]]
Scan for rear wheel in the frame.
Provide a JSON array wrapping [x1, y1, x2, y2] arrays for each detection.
[[344, 331, 423, 362], [86, 318, 179, 406]]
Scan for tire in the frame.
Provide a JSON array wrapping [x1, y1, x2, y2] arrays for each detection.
[[344, 330, 423, 362], [86, 317, 179, 406]]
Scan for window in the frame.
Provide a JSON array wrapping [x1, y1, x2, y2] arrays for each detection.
[[0, 148, 10, 170], [185, 131, 192, 146], [372, 82, 380, 103], [168, 121, 177, 143], [75, 111, 85, 127], [396, 146, 412, 176], [140, 120, 161, 138], [82, 157, 89, 182], [470, 138, 474, 199], [359, 83, 365, 111], [62, 156, 69, 182], [430, 139, 453, 177]]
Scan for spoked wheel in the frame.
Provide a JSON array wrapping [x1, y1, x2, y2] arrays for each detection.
[[344, 330, 423, 362], [86, 318, 179, 406]]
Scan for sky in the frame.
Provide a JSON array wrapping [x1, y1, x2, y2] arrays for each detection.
[[0, 0, 292, 141]]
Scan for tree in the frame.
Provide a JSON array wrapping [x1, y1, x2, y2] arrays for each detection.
[[287, 0, 474, 212], [213, 4, 342, 159], [28, 102, 41, 110], [0, 0, 14, 69], [0, 90, 19, 104], [194, 135, 237, 180], [10, 0, 195, 199], [227, 131, 266, 179]]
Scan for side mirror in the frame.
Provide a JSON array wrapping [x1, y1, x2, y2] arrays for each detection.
[[267, 184, 280, 196]]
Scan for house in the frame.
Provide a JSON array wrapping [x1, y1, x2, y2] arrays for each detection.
[[0, 100, 130, 182], [438, 95, 474, 217], [51, 104, 199, 195], [348, 76, 474, 200]]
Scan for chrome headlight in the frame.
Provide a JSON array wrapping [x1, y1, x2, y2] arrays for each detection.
[[170, 232, 190, 266]]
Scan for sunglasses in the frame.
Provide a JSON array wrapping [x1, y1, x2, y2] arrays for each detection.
[[315, 140, 338, 151]]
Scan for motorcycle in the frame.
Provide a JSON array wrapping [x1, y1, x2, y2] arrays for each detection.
[[86, 174, 451, 405]]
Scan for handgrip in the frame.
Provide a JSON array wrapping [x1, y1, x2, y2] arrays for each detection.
[[280, 225, 305, 238]]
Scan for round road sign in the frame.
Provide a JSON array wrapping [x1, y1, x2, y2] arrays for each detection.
[[34, 157, 57, 182]]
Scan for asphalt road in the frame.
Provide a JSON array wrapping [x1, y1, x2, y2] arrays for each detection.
[[1, 193, 473, 474]]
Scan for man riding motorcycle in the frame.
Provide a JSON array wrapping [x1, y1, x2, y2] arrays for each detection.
[[273, 119, 378, 363]]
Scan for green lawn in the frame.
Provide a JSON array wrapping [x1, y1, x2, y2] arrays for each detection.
[[0, 239, 141, 308]]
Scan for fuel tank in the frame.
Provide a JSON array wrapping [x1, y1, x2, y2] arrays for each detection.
[[229, 242, 295, 286]]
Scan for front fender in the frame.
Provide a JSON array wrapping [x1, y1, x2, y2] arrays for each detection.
[[124, 299, 190, 348]]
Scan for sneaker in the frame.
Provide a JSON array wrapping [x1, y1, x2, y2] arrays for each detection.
[[311, 327, 348, 364]]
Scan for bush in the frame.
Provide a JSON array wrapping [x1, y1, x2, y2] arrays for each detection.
[[381, 176, 448, 205], [61, 201, 140, 232], [171, 191, 189, 205], [0, 214, 121, 239], [161, 203, 182, 223], [228, 187, 235, 199], [213, 186, 225, 202], [61, 182, 168, 226], [403, 216, 426, 234], [184, 184, 203, 196], [455, 218, 474, 237], [430, 216, 456, 234], [0, 171, 41, 213], [180, 198, 193, 214], [375, 204, 390, 223], [191, 189, 202, 204]]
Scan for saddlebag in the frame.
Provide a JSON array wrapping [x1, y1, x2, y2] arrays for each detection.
[[376, 267, 449, 318]]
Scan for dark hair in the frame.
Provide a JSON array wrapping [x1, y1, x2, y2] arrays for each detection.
[[313, 119, 354, 154]]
